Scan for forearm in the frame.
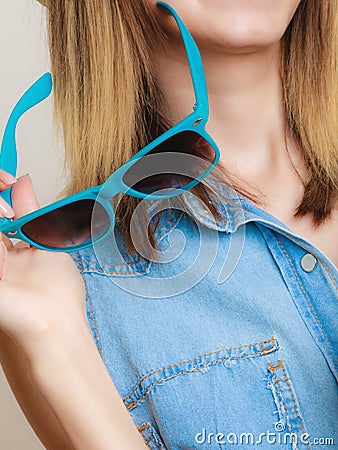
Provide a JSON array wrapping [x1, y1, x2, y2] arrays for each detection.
[[24, 315, 147, 450]]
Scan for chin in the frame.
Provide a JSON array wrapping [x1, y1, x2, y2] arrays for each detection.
[[153, 0, 301, 53], [205, 25, 286, 53], [194, 5, 296, 53]]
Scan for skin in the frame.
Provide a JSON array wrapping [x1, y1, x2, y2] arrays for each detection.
[[150, 0, 338, 266], [0, 1, 337, 449], [0, 174, 149, 450]]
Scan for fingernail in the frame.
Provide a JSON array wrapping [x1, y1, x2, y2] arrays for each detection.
[[0, 241, 8, 281], [0, 197, 15, 218], [0, 170, 17, 186], [18, 173, 29, 181]]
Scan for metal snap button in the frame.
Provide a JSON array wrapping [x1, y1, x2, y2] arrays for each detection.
[[301, 253, 317, 272]]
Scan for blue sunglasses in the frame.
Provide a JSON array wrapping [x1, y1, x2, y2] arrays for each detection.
[[0, 2, 220, 252]]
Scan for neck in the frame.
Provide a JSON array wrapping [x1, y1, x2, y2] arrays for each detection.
[[153, 42, 294, 175]]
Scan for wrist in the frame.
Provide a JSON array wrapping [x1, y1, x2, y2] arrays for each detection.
[[23, 313, 96, 373]]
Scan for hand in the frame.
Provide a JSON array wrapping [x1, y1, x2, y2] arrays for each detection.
[[0, 172, 149, 450], [0, 172, 87, 351]]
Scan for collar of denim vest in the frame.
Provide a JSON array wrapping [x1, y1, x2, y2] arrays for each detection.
[[79, 180, 288, 271], [152, 178, 292, 239], [154, 180, 338, 277], [74, 178, 332, 277]]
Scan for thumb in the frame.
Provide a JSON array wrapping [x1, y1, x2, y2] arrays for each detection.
[[11, 174, 40, 219]]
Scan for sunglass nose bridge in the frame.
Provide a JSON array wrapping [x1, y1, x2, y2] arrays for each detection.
[[96, 186, 122, 202]]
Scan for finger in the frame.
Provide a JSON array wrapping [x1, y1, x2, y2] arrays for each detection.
[[0, 171, 17, 247], [0, 172, 16, 217], [0, 170, 17, 191], [11, 174, 40, 219], [0, 196, 15, 218], [0, 233, 14, 251], [14, 240, 31, 250], [0, 172, 16, 248]]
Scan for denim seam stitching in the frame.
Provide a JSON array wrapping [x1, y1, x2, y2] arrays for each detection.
[[72, 258, 139, 267], [79, 266, 149, 276], [280, 363, 308, 443], [124, 342, 279, 411], [76, 252, 103, 357], [138, 422, 164, 449], [138, 423, 155, 448], [269, 360, 310, 450], [275, 236, 333, 350], [272, 371, 297, 449], [123, 336, 277, 403], [320, 261, 338, 291]]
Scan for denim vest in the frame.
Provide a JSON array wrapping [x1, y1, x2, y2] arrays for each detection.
[[71, 179, 337, 450]]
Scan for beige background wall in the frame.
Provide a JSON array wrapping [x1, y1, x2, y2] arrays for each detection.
[[0, 1, 65, 449]]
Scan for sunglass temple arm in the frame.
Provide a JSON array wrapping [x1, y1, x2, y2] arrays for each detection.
[[0, 72, 53, 206], [156, 2, 209, 118]]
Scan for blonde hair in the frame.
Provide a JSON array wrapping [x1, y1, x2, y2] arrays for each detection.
[[38, 0, 337, 252], [281, 0, 337, 223]]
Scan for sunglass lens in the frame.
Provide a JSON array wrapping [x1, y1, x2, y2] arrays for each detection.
[[21, 199, 110, 249], [122, 131, 216, 195]]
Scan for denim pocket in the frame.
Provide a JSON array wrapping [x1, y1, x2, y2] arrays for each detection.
[[124, 336, 310, 450]]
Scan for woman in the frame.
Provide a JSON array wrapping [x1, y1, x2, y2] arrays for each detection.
[[0, 0, 337, 449]]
